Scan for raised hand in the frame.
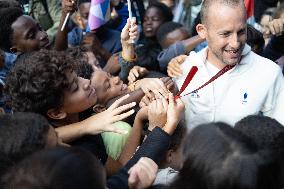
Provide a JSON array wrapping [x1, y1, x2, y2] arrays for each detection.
[[84, 94, 136, 134], [163, 93, 185, 135], [136, 78, 169, 99], [121, 18, 139, 45], [128, 66, 149, 84], [62, 0, 77, 14], [148, 97, 168, 131], [167, 55, 187, 77]]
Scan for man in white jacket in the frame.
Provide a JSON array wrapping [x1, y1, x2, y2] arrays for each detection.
[[167, 0, 284, 129]]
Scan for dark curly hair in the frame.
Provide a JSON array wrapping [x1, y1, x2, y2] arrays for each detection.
[[66, 46, 94, 79], [0, 112, 50, 177], [5, 49, 73, 115], [0, 1, 23, 52]]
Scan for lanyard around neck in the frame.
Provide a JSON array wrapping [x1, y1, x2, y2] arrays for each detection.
[[175, 64, 235, 99]]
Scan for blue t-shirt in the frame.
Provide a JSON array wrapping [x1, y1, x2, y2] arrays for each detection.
[[68, 26, 122, 55], [0, 52, 17, 85]]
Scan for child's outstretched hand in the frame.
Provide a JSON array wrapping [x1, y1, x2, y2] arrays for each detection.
[[62, 0, 77, 14], [136, 78, 169, 99], [121, 18, 139, 45], [148, 96, 168, 131], [163, 93, 185, 135], [167, 55, 187, 78], [83, 94, 136, 135], [128, 66, 149, 84]]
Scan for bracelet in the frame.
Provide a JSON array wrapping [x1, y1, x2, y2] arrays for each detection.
[[121, 51, 137, 62]]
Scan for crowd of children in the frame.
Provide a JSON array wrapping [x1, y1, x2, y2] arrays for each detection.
[[0, 0, 284, 188]]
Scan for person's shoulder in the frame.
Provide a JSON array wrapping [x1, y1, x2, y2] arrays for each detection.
[[249, 51, 281, 71]]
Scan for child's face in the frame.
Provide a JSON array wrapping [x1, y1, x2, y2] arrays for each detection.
[[11, 15, 49, 53], [90, 70, 128, 105], [62, 71, 97, 113], [161, 28, 190, 49], [143, 7, 165, 38], [79, 2, 91, 28]]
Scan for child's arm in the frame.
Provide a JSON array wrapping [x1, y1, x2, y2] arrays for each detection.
[[182, 35, 205, 53], [56, 94, 136, 143], [106, 89, 144, 108], [117, 18, 139, 82], [158, 35, 204, 72], [118, 106, 148, 165], [120, 18, 138, 61], [54, 0, 76, 51]]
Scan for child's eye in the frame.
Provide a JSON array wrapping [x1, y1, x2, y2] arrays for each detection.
[[28, 32, 35, 39]]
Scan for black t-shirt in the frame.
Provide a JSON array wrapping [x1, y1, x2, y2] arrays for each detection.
[[70, 134, 108, 165]]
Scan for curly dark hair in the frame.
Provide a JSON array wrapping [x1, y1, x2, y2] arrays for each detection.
[[66, 46, 94, 79], [0, 112, 50, 177], [0, 1, 23, 51], [5, 49, 73, 115]]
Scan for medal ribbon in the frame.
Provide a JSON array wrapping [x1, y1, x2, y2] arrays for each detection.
[[175, 64, 235, 99]]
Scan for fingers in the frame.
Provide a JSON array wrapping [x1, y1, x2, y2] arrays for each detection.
[[151, 79, 169, 98], [109, 94, 130, 110], [139, 95, 151, 108], [128, 67, 140, 83], [113, 108, 135, 121], [161, 96, 168, 110], [133, 68, 140, 78], [167, 61, 183, 77], [112, 102, 136, 115], [63, 0, 77, 12], [128, 169, 139, 189], [138, 157, 158, 176], [268, 19, 284, 36]]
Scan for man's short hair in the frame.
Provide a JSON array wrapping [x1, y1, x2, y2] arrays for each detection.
[[5, 49, 73, 115], [200, 0, 245, 25]]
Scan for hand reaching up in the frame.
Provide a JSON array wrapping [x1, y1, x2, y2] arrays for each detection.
[[128, 66, 149, 84], [121, 18, 139, 45], [163, 93, 185, 135], [62, 0, 77, 14], [136, 78, 169, 99], [83, 94, 136, 135], [167, 55, 187, 78], [148, 96, 168, 131], [128, 157, 158, 189]]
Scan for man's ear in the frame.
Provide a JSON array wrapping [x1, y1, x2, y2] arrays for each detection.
[[196, 23, 207, 39], [47, 108, 67, 120], [93, 104, 107, 113]]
